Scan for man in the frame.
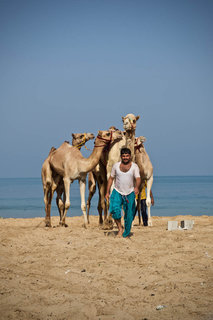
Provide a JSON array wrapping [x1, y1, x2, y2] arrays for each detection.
[[139, 180, 154, 226], [105, 147, 141, 238]]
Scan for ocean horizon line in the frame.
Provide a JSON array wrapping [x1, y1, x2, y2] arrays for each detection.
[[0, 175, 213, 179]]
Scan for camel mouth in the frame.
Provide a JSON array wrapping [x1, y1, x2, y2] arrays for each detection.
[[114, 134, 123, 141], [113, 130, 123, 139], [124, 125, 134, 131]]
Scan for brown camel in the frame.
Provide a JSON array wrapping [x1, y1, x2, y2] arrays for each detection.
[[41, 133, 95, 227], [135, 136, 154, 226], [86, 127, 118, 225], [86, 114, 140, 226], [49, 129, 123, 227]]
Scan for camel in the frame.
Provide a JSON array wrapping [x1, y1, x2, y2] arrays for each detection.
[[134, 136, 154, 226], [86, 127, 118, 225], [49, 129, 123, 227], [41, 133, 95, 227], [86, 114, 140, 226], [105, 114, 140, 180]]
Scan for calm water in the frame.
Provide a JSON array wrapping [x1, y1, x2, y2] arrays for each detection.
[[0, 176, 213, 219]]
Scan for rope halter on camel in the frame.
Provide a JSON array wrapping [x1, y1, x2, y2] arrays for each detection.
[[95, 131, 113, 148], [73, 134, 91, 151], [134, 136, 146, 152], [134, 143, 143, 152]]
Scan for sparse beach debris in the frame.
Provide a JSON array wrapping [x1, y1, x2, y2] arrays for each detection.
[[65, 269, 70, 274], [156, 305, 166, 310], [205, 252, 211, 258], [167, 220, 194, 231], [167, 221, 178, 230], [180, 220, 194, 230]]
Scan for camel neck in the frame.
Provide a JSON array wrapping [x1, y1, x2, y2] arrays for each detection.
[[125, 129, 135, 139], [125, 130, 136, 161], [80, 142, 109, 172]]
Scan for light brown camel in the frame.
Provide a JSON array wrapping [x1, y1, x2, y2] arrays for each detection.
[[41, 133, 95, 227], [105, 114, 140, 181], [86, 114, 140, 226], [134, 136, 154, 226], [49, 129, 123, 227]]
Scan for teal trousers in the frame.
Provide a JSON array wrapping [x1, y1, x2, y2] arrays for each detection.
[[109, 189, 136, 238]]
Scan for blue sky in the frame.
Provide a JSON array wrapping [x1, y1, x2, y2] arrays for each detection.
[[0, 0, 212, 177]]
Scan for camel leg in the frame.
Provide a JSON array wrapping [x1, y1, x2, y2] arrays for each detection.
[[86, 173, 97, 224], [43, 187, 49, 226], [146, 175, 153, 227], [97, 186, 107, 225], [102, 177, 108, 222], [79, 179, 88, 227], [56, 185, 65, 223], [97, 176, 107, 225], [43, 183, 53, 227], [60, 177, 71, 227], [97, 191, 103, 225]]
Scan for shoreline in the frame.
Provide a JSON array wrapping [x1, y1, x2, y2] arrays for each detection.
[[1, 212, 213, 220], [1, 215, 213, 320]]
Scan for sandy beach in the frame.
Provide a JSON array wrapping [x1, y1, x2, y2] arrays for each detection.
[[0, 215, 213, 320]]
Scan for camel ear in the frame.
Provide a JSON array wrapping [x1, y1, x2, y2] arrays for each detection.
[[136, 116, 140, 121], [122, 117, 124, 122], [72, 133, 75, 138], [140, 136, 146, 143]]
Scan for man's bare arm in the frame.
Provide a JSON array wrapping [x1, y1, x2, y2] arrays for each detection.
[[134, 177, 141, 195], [105, 176, 114, 201]]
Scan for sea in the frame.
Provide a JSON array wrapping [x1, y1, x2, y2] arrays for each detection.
[[0, 176, 213, 219]]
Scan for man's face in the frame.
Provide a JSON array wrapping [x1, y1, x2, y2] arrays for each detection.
[[121, 153, 131, 164]]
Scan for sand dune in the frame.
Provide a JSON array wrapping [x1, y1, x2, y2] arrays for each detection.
[[0, 215, 213, 320]]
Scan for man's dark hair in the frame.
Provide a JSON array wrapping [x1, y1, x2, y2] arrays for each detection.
[[120, 147, 131, 156]]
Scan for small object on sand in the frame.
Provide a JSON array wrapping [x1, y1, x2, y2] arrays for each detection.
[[205, 252, 211, 258], [180, 220, 194, 230], [156, 305, 166, 310], [167, 221, 178, 231], [81, 269, 86, 272], [65, 269, 70, 274], [104, 231, 116, 237]]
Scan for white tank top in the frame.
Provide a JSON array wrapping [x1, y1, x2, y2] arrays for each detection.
[[111, 161, 140, 196]]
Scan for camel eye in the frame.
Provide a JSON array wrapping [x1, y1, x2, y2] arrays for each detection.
[[80, 135, 84, 138], [106, 132, 110, 136], [133, 120, 136, 123]]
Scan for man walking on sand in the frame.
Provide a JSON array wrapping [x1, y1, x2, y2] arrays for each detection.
[[105, 147, 141, 238]]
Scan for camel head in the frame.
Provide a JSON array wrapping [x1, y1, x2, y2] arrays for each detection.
[[122, 113, 140, 132], [72, 133, 95, 149], [95, 129, 123, 147], [135, 136, 146, 151]]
